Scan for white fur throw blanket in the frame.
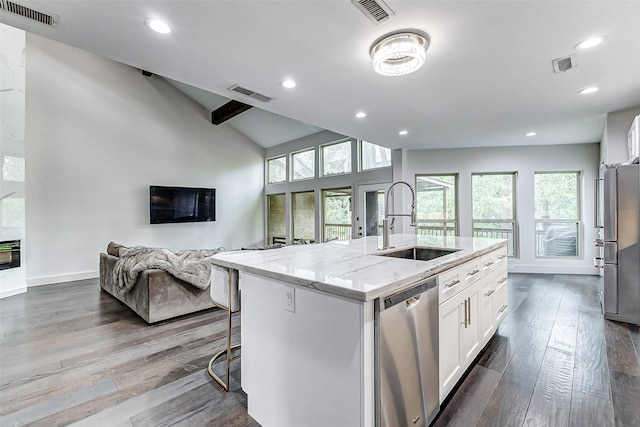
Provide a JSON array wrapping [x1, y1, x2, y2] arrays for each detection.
[[114, 246, 223, 295]]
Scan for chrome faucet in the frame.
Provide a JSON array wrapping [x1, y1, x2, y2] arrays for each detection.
[[382, 181, 417, 250]]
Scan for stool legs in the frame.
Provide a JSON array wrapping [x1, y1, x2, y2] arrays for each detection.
[[208, 267, 240, 392], [207, 306, 240, 391]]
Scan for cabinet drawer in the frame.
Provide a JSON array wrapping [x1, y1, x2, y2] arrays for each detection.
[[493, 268, 508, 293], [493, 246, 508, 269], [438, 258, 481, 303], [492, 284, 508, 324], [479, 252, 496, 277]]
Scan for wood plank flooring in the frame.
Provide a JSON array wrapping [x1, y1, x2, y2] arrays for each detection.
[[1, 273, 638, 426]]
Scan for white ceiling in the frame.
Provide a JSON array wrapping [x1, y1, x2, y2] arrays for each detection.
[[2, 1, 640, 150]]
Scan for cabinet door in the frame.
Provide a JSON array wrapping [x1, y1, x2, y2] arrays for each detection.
[[478, 275, 495, 345], [439, 295, 462, 401], [459, 286, 481, 367]]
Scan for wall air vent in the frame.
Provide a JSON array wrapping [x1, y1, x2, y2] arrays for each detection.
[[351, 0, 395, 24], [552, 55, 576, 73], [228, 85, 273, 103], [0, 0, 59, 27]]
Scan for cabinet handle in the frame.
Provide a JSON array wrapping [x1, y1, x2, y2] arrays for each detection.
[[485, 290, 494, 296], [497, 254, 507, 260], [445, 279, 460, 288], [467, 269, 480, 277], [498, 304, 508, 313], [467, 297, 471, 326], [462, 299, 468, 328], [484, 261, 494, 267], [498, 277, 507, 284]]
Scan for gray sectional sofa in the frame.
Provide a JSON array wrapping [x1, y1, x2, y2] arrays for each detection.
[[99, 243, 214, 323]]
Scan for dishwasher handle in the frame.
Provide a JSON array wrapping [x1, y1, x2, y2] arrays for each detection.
[[383, 277, 437, 310]]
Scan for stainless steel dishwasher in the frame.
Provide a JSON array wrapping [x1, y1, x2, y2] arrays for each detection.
[[376, 277, 439, 427]]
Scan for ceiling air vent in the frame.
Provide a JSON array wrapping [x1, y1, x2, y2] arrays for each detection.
[[0, 0, 59, 27], [351, 0, 395, 25], [228, 85, 273, 103], [552, 55, 576, 73]]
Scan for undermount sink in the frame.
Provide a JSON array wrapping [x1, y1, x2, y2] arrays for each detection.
[[376, 246, 461, 261]]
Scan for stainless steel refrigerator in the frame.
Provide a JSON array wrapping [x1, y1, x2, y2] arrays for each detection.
[[595, 162, 640, 325]]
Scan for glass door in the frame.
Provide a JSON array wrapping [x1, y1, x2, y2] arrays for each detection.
[[356, 183, 390, 238]]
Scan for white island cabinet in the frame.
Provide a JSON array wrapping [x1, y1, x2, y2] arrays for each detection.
[[211, 234, 508, 427]]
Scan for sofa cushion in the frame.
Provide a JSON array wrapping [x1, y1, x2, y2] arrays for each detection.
[[107, 241, 127, 257]]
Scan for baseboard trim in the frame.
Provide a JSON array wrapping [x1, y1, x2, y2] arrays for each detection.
[[508, 264, 598, 275], [27, 270, 100, 287], [1, 287, 27, 299]]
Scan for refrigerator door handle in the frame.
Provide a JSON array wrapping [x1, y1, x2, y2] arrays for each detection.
[[594, 178, 603, 228]]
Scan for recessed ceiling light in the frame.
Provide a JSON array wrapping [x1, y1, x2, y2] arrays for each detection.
[[355, 112, 367, 118], [526, 132, 537, 137], [575, 36, 604, 49], [281, 79, 296, 89], [398, 130, 408, 135], [578, 86, 599, 95], [146, 19, 171, 34]]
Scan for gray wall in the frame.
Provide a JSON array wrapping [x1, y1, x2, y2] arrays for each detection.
[[25, 34, 265, 286], [402, 143, 601, 274]]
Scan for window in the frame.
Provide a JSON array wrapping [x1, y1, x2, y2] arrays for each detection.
[[1, 197, 25, 233], [3, 156, 25, 182], [291, 149, 315, 181], [267, 156, 286, 184], [360, 141, 391, 171], [321, 140, 351, 176], [472, 173, 517, 257], [415, 175, 458, 236], [292, 191, 315, 243], [534, 171, 581, 257], [322, 188, 352, 241], [267, 194, 286, 245]]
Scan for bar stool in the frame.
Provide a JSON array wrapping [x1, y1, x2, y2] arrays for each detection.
[[208, 265, 240, 392]]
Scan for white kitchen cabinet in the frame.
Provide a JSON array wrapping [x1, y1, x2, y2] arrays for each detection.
[[438, 269, 481, 400], [438, 246, 508, 402], [478, 274, 495, 344]]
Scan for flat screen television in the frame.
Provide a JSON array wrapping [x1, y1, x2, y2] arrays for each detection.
[[149, 186, 216, 224]]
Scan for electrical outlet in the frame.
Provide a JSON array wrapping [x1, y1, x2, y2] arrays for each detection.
[[284, 286, 295, 313]]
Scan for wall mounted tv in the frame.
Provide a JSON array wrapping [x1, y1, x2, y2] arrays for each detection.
[[149, 186, 216, 224]]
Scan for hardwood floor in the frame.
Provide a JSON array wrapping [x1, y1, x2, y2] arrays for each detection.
[[1, 274, 638, 426]]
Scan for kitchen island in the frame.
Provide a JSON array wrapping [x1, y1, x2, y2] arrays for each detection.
[[211, 234, 508, 427]]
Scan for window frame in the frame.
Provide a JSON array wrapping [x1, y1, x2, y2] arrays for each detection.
[[320, 139, 352, 177], [292, 190, 316, 243], [415, 174, 459, 237], [290, 148, 316, 182], [471, 172, 518, 258], [533, 170, 582, 259], [266, 155, 287, 184], [266, 193, 287, 245], [321, 187, 353, 242], [359, 140, 391, 172]]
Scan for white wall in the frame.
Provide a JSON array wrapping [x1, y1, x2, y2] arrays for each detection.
[[25, 34, 265, 286], [0, 24, 26, 298], [403, 143, 601, 275], [601, 105, 640, 165]]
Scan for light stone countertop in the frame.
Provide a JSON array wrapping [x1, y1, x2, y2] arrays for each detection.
[[211, 234, 508, 302]]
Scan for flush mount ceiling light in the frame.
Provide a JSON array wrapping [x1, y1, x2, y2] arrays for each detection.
[[575, 36, 604, 49], [146, 19, 171, 34], [355, 112, 367, 118], [370, 32, 429, 76], [526, 132, 537, 137], [398, 130, 408, 135], [578, 86, 599, 95]]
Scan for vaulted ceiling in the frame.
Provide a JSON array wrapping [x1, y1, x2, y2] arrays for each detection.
[[2, 1, 639, 149]]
